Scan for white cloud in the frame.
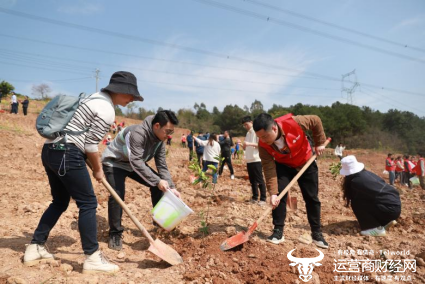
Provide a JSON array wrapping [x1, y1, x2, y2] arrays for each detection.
[[122, 37, 317, 112], [390, 17, 424, 33], [0, 0, 17, 7], [54, 0, 103, 15]]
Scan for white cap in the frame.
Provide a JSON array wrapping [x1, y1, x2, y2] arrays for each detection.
[[340, 155, 365, 176]]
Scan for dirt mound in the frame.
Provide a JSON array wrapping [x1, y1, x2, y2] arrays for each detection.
[[0, 113, 424, 283]]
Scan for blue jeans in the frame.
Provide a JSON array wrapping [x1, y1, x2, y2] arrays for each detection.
[[32, 144, 99, 255], [203, 161, 218, 184], [389, 171, 395, 185]]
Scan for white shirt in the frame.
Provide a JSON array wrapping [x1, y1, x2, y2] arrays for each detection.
[[194, 137, 221, 163], [335, 145, 345, 156], [11, 94, 17, 103], [244, 127, 261, 163]]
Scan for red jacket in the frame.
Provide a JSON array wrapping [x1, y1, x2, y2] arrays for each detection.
[[258, 114, 312, 168], [385, 158, 396, 171], [414, 158, 424, 176], [395, 160, 404, 172]]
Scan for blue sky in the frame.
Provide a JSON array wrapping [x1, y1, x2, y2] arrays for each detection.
[[0, 0, 424, 116]]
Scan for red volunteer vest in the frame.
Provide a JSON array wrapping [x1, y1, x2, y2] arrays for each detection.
[[258, 114, 312, 168], [395, 160, 404, 172], [414, 158, 424, 176], [385, 158, 396, 171]]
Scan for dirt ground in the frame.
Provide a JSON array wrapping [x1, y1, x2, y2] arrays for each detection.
[[0, 112, 424, 284]]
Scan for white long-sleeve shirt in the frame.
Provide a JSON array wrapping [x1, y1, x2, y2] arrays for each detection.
[[244, 127, 261, 163], [193, 137, 221, 163]]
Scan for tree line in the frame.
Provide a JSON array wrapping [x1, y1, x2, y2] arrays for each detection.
[[126, 100, 424, 155]]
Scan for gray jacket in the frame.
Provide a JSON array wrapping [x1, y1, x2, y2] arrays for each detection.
[[102, 115, 174, 188]]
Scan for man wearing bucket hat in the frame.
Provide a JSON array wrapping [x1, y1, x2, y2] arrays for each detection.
[[24, 71, 142, 274], [102, 110, 181, 251], [253, 113, 329, 249], [340, 155, 401, 237]]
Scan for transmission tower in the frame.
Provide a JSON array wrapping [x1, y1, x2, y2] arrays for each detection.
[[94, 69, 100, 92], [341, 69, 359, 104]]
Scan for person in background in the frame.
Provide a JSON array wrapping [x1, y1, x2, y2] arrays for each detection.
[[194, 131, 206, 167], [334, 143, 345, 160], [414, 153, 425, 190], [102, 110, 181, 251], [21, 96, 30, 116], [385, 153, 396, 186], [24, 71, 142, 273], [253, 113, 328, 249], [242, 115, 266, 205], [403, 155, 413, 189], [166, 134, 172, 145], [340, 155, 400, 237], [111, 121, 117, 135], [187, 131, 194, 161], [395, 156, 404, 184], [193, 133, 221, 184], [233, 140, 241, 159], [218, 130, 235, 180], [181, 134, 186, 148], [0, 90, 3, 103], [10, 92, 18, 114]]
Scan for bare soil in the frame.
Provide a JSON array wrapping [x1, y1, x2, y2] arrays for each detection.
[[0, 112, 424, 284]]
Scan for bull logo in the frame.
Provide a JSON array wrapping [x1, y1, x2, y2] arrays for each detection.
[[287, 249, 324, 282]]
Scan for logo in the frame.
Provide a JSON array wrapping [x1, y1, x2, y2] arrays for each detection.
[[287, 249, 324, 282]]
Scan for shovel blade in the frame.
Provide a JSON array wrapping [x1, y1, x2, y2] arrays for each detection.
[[220, 222, 258, 251], [148, 239, 183, 266]]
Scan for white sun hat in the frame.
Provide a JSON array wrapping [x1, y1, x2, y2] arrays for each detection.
[[340, 155, 365, 176]]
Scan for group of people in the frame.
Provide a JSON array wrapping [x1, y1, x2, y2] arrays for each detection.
[[6, 92, 30, 115], [23, 70, 409, 275], [385, 153, 425, 190]]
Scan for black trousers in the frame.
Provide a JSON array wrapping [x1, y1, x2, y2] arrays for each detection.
[[196, 152, 203, 167], [219, 154, 234, 175], [351, 201, 401, 230], [247, 162, 266, 201], [103, 165, 163, 235], [273, 161, 321, 232]]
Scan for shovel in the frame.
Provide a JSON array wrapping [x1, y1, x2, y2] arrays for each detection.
[[86, 161, 183, 265], [220, 138, 331, 251]]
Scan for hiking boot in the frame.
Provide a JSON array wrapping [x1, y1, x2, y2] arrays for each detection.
[[384, 220, 397, 230], [267, 228, 285, 244], [312, 231, 329, 249], [83, 250, 119, 274], [231, 175, 235, 180], [108, 234, 123, 251], [23, 244, 55, 266], [360, 226, 386, 237]]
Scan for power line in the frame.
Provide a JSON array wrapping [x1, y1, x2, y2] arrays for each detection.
[[0, 60, 92, 76], [1, 77, 92, 83], [192, 0, 424, 63], [241, 0, 424, 52]]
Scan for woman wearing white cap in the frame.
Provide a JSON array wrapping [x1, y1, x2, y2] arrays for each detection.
[[340, 155, 401, 237]]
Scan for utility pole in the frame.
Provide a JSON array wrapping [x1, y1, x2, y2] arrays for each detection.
[[94, 69, 100, 92], [341, 69, 359, 105]]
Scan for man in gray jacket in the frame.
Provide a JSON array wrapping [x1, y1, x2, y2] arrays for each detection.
[[102, 110, 181, 251]]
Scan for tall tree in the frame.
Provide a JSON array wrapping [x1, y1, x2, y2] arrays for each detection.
[[0, 80, 14, 95], [32, 83, 51, 99]]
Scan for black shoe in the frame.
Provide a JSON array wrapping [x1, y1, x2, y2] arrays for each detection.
[[267, 228, 285, 244], [312, 231, 329, 249], [108, 234, 123, 251]]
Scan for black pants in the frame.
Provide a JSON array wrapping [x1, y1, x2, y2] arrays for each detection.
[[196, 152, 203, 167], [103, 165, 163, 235], [273, 161, 321, 232], [188, 148, 193, 161], [247, 162, 266, 201], [33, 144, 98, 254], [219, 154, 234, 175], [23, 106, 28, 115], [351, 201, 401, 230], [404, 172, 412, 188]]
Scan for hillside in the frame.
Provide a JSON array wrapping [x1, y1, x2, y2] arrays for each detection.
[[0, 111, 424, 284]]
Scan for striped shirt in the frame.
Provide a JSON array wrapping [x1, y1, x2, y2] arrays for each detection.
[[45, 92, 115, 153]]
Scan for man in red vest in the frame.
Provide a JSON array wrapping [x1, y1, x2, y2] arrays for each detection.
[[414, 153, 425, 190], [385, 153, 396, 186], [253, 113, 328, 249]]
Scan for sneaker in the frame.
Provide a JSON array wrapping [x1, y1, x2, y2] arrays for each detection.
[[360, 226, 386, 237], [23, 244, 55, 266], [231, 175, 235, 180], [108, 234, 123, 251], [266, 228, 285, 244], [258, 201, 266, 206], [83, 250, 119, 274], [384, 220, 397, 230], [312, 231, 329, 249]]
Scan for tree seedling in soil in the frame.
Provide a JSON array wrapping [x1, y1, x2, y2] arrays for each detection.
[[329, 162, 342, 180], [189, 155, 224, 237]]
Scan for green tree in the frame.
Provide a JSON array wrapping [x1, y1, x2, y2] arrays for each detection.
[[250, 99, 264, 118], [0, 80, 14, 96], [216, 104, 248, 135]]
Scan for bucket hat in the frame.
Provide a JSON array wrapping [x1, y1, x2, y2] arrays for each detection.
[[340, 155, 365, 176], [101, 71, 143, 101]]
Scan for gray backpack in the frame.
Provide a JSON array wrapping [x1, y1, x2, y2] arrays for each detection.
[[36, 93, 110, 139]]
